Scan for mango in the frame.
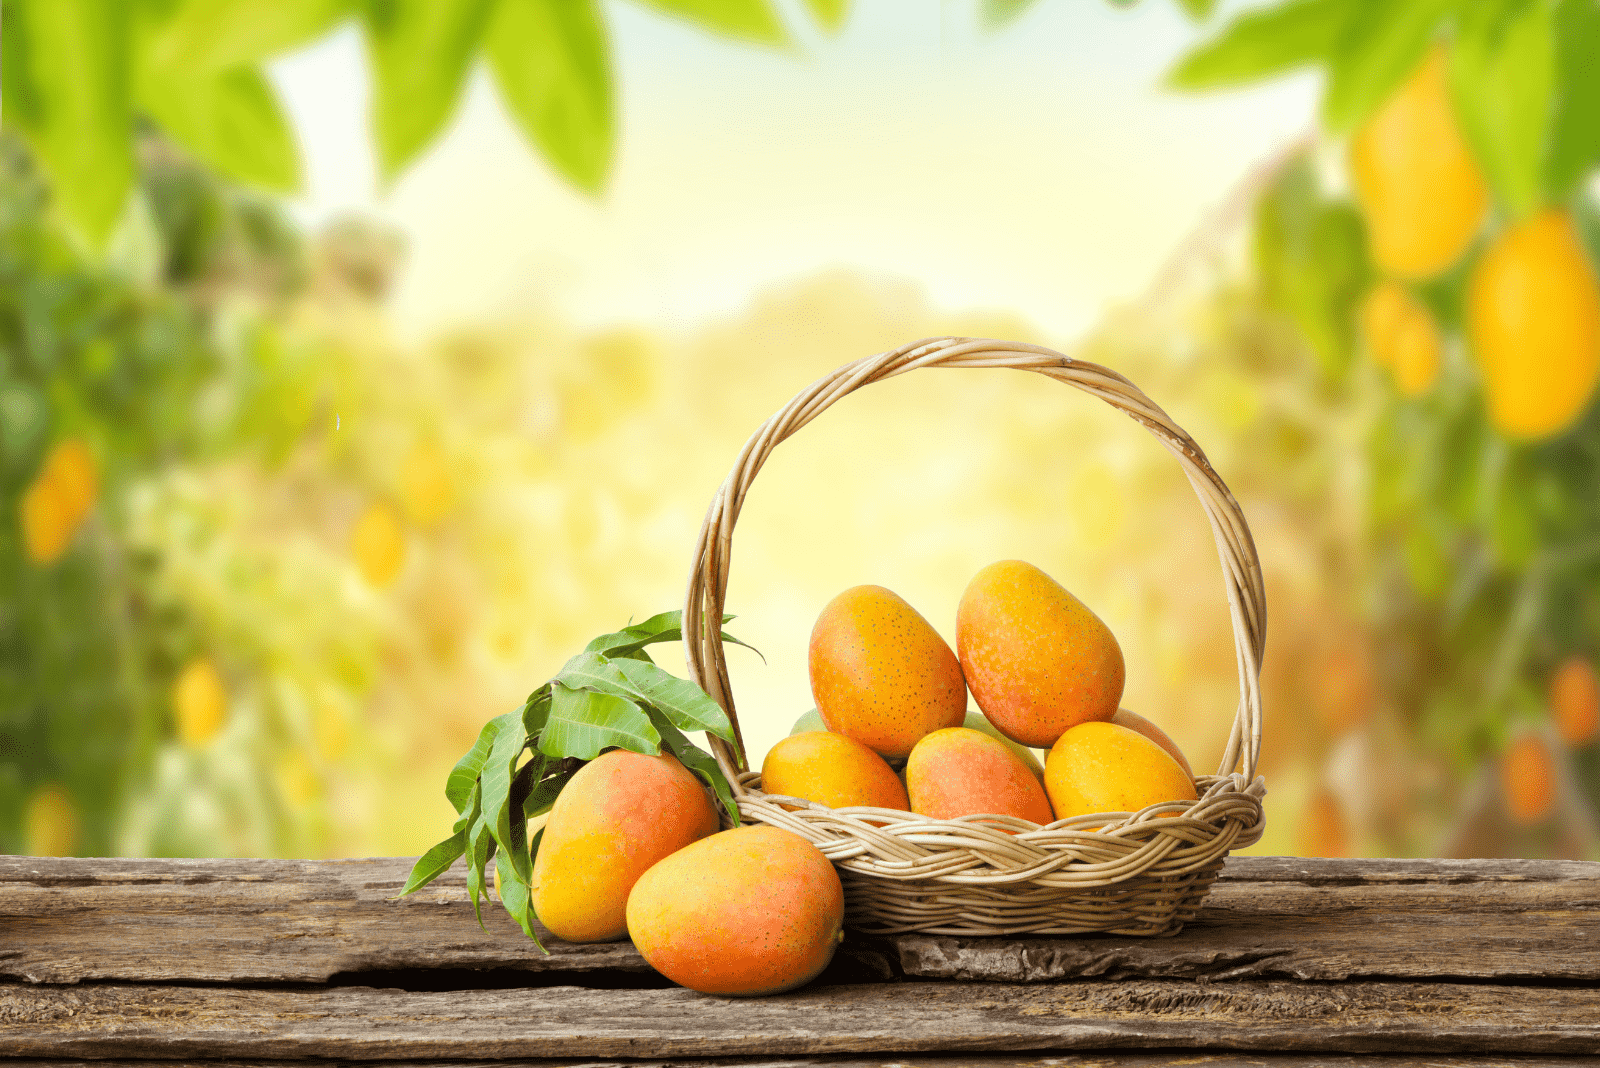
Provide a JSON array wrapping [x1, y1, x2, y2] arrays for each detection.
[[957, 560, 1124, 747], [964, 710, 1045, 781], [1044, 721, 1197, 821], [789, 708, 826, 734], [762, 731, 908, 811], [531, 749, 719, 943], [809, 585, 966, 758], [905, 727, 1054, 825], [1111, 708, 1193, 779], [626, 825, 844, 996]]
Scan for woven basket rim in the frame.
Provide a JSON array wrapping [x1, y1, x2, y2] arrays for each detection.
[[679, 336, 1267, 927]]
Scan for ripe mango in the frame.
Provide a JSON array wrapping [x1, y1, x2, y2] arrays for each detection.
[[809, 585, 966, 759], [963, 709, 1045, 781], [1044, 721, 1197, 821], [1111, 708, 1193, 779], [957, 560, 1124, 747], [905, 727, 1054, 825], [626, 825, 844, 996], [531, 749, 718, 943], [762, 731, 908, 811]]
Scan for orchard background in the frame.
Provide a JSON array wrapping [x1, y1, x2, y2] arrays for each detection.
[[3, 0, 1599, 861]]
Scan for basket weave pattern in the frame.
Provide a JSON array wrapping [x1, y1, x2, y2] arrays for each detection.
[[683, 337, 1267, 937]]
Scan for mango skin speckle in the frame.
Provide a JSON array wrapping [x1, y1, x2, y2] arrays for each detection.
[[957, 560, 1125, 748], [809, 585, 967, 760]]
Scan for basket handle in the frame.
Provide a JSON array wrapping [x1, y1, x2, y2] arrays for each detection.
[[683, 337, 1266, 793]]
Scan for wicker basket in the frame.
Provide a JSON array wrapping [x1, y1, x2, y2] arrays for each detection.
[[682, 336, 1267, 938]]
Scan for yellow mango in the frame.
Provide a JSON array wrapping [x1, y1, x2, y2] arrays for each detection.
[[1045, 721, 1197, 821], [761, 731, 908, 811], [531, 749, 718, 943], [809, 585, 966, 759], [957, 560, 1123, 748]]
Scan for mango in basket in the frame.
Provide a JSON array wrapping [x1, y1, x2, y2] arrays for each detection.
[[762, 731, 908, 812], [905, 726, 1054, 825], [789, 707, 826, 733], [1044, 721, 1197, 823], [809, 584, 966, 759], [963, 709, 1045, 781], [1111, 708, 1193, 778], [626, 825, 845, 996], [957, 560, 1124, 747], [531, 749, 718, 943]]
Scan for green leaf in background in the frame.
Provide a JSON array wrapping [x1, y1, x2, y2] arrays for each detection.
[[395, 827, 467, 897], [364, 0, 496, 181], [1321, 0, 1458, 133], [143, 0, 353, 71], [630, 0, 786, 46], [445, 715, 504, 812], [1449, 0, 1557, 219], [0, 384, 49, 467], [802, 0, 848, 33], [540, 683, 661, 759], [982, 0, 1041, 30], [136, 67, 302, 193], [1168, 0, 1352, 90], [478, 709, 532, 883], [486, 0, 614, 195], [1545, 0, 1600, 200], [645, 709, 739, 826], [5, 0, 134, 247]]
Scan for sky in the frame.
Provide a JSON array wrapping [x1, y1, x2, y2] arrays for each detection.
[[268, 0, 1319, 345]]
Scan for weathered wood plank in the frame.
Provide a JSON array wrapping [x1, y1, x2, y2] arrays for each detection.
[[5, 857, 1598, 987], [3, 1055, 1587, 1068], [1, 980, 1597, 1057], [0, 857, 644, 984]]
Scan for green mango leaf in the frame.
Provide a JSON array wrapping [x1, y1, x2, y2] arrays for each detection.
[[395, 828, 467, 897], [1545, 0, 1600, 200], [802, 0, 848, 33], [493, 847, 544, 946], [1449, 0, 1558, 219], [364, 0, 496, 181], [524, 766, 576, 817], [486, 0, 614, 195], [646, 708, 740, 826], [465, 807, 496, 931], [628, 0, 785, 45], [6, 0, 134, 247], [982, 0, 1040, 30], [491, 750, 543, 946], [1168, 0, 1352, 90], [540, 683, 661, 759], [1321, 0, 1460, 133], [142, 0, 352, 71], [479, 710, 531, 884], [136, 66, 302, 193], [556, 650, 738, 747], [446, 715, 505, 813], [522, 683, 553, 737], [585, 609, 760, 661]]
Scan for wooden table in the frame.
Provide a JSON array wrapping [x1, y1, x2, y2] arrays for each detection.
[[3, 855, 1597, 1065]]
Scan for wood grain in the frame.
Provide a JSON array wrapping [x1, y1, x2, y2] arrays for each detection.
[[1, 979, 1597, 1057], [5, 856, 1597, 986], [3, 1056, 1585, 1068], [0, 856, 646, 984]]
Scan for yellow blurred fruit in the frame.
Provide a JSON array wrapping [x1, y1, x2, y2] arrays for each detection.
[[1359, 282, 1442, 397], [352, 502, 407, 587], [44, 439, 97, 524], [1295, 788, 1349, 858], [1550, 656, 1600, 748], [312, 699, 351, 761], [173, 658, 228, 748], [24, 784, 80, 857], [398, 438, 454, 526], [20, 476, 73, 565], [1467, 209, 1600, 439], [1350, 46, 1488, 279], [276, 752, 320, 809], [1501, 734, 1556, 825]]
